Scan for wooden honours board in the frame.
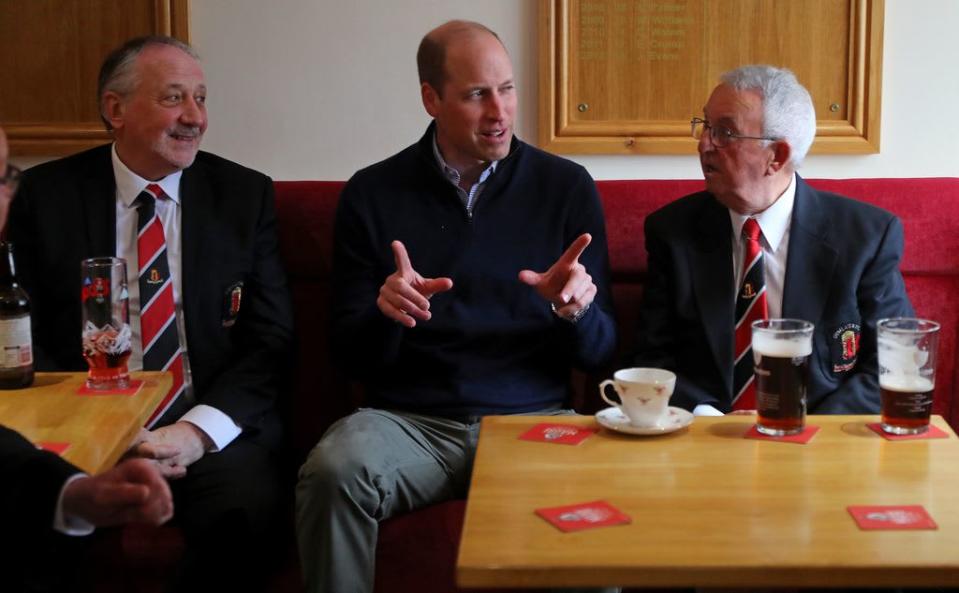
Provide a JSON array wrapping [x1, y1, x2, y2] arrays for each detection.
[[538, 0, 884, 155], [0, 0, 190, 156]]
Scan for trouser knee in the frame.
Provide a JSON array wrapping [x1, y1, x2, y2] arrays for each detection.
[[296, 441, 374, 510]]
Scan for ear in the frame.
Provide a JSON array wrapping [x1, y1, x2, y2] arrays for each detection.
[[421, 82, 441, 118], [102, 91, 126, 132], [766, 141, 792, 175]]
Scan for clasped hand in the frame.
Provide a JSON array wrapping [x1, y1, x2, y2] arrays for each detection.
[[125, 421, 213, 479], [62, 458, 173, 527], [377, 234, 595, 326]]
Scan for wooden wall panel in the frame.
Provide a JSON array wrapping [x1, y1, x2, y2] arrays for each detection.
[[0, 0, 190, 156], [540, 0, 883, 155]]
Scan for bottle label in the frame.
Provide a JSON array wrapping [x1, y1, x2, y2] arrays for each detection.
[[0, 316, 33, 369]]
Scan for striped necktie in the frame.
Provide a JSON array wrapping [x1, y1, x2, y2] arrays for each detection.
[[136, 184, 186, 427], [732, 218, 768, 410]]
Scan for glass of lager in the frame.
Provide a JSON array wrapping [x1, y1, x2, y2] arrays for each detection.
[[752, 319, 814, 436], [81, 257, 132, 390], [877, 318, 939, 435]]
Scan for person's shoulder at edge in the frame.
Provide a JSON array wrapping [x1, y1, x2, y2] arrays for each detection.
[[803, 181, 900, 227], [338, 139, 425, 202], [189, 149, 273, 184], [645, 187, 716, 229], [517, 140, 587, 179], [20, 143, 111, 184]]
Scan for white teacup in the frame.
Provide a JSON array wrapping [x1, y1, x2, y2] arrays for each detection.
[[599, 368, 676, 427]]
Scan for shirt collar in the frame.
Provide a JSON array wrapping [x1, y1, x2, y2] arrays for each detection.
[[431, 132, 498, 187], [111, 143, 183, 208], [728, 172, 797, 252]]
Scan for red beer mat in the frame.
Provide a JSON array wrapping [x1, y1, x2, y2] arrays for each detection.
[[744, 424, 820, 444], [847, 505, 938, 530], [36, 442, 71, 455], [865, 423, 950, 440], [536, 500, 631, 532], [519, 423, 596, 445], [75, 379, 144, 396]]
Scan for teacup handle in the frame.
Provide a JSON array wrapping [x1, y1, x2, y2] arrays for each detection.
[[599, 379, 623, 408]]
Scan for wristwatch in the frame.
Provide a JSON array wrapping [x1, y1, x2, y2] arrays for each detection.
[[550, 301, 591, 324]]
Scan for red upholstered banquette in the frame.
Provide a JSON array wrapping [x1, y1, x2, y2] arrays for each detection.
[[92, 177, 959, 593], [273, 177, 959, 593]]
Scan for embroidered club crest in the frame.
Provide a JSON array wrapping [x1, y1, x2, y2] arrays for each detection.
[[831, 322, 862, 373], [841, 329, 859, 360], [222, 281, 244, 327]]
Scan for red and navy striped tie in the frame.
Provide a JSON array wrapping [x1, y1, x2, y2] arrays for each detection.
[[136, 184, 185, 427], [731, 218, 768, 410]]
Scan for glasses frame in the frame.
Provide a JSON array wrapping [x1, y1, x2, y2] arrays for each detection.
[[690, 117, 777, 148], [1, 164, 22, 194]]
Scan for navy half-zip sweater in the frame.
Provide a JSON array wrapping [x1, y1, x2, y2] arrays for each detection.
[[331, 124, 616, 417]]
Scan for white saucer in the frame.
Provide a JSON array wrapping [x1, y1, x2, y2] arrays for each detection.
[[595, 406, 694, 435]]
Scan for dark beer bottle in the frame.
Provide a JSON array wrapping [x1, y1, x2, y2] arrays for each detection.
[[0, 241, 34, 388]]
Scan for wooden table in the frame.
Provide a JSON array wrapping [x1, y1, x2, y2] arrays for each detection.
[[457, 414, 959, 589], [0, 371, 171, 474]]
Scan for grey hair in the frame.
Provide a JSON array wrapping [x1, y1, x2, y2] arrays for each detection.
[[720, 65, 816, 167], [97, 36, 200, 130]]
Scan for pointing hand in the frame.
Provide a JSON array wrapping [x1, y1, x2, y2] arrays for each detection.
[[377, 240, 454, 328]]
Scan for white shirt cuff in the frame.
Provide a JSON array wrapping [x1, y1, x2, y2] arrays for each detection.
[[54, 473, 96, 536], [693, 404, 725, 417], [178, 404, 242, 452]]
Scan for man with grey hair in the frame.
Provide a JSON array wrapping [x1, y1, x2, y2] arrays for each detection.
[[2, 123, 174, 592], [10, 36, 293, 591], [633, 64, 913, 416]]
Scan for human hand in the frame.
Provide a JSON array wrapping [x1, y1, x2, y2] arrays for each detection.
[[127, 422, 212, 479], [62, 458, 174, 527], [518, 233, 595, 321], [376, 240, 453, 328]]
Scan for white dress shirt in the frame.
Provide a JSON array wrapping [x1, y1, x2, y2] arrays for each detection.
[[111, 146, 241, 450], [694, 173, 798, 417], [53, 473, 95, 536]]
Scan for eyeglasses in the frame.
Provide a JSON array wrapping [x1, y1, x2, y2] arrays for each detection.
[[0, 164, 22, 195], [690, 117, 776, 148]]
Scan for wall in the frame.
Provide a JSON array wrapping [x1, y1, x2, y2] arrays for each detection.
[[31, 0, 959, 180]]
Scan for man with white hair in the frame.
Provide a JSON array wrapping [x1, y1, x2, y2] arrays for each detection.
[[633, 64, 913, 415]]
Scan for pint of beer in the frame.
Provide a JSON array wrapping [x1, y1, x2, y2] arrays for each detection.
[[81, 257, 132, 390], [751, 319, 814, 436], [877, 318, 939, 435]]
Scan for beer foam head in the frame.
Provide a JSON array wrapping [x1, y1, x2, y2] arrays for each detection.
[[881, 374, 934, 393], [752, 332, 812, 357], [878, 335, 930, 376]]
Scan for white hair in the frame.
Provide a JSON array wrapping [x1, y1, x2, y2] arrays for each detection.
[[720, 65, 816, 167]]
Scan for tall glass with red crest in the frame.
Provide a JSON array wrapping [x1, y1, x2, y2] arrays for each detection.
[[81, 257, 131, 389]]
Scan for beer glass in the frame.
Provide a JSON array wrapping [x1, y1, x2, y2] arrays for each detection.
[[752, 319, 814, 436], [81, 257, 132, 389], [877, 318, 939, 435]]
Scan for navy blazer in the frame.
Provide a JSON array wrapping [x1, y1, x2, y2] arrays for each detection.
[[633, 175, 914, 414], [0, 425, 78, 538], [9, 145, 294, 445]]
